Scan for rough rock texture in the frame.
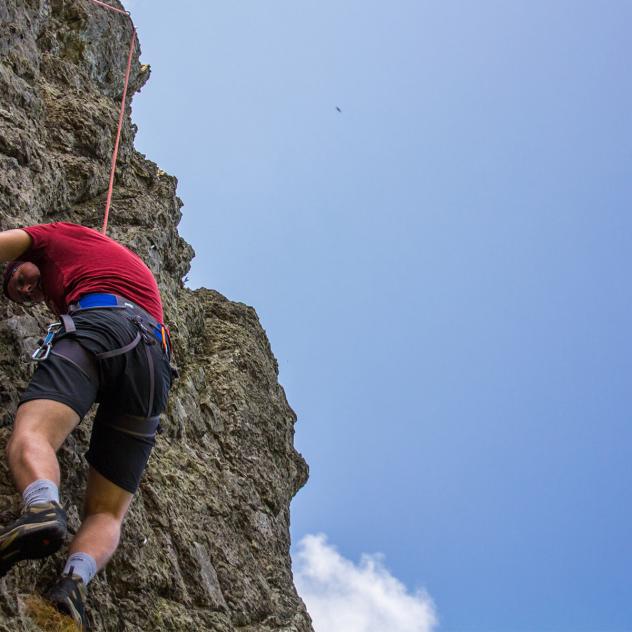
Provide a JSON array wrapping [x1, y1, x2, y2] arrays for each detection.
[[0, 1, 312, 630]]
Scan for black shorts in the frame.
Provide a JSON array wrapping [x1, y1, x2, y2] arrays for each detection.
[[19, 309, 172, 493]]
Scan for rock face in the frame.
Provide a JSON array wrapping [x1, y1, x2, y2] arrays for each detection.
[[0, 1, 312, 630]]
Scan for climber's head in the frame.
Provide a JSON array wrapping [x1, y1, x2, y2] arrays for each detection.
[[3, 261, 44, 305]]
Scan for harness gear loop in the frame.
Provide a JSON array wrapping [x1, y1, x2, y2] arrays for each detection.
[[60, 314, 76, 334]]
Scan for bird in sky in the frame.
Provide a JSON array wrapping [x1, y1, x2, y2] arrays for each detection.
[[336, 106, 342, 113]]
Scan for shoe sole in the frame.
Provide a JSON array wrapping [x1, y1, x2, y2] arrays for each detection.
[[51, 599, 85, 631], [0, 520, 66, 577], [47, 579, 87, 632]]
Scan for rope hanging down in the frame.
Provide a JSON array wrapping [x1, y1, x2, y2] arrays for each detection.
[[87, 0, 137, 235]]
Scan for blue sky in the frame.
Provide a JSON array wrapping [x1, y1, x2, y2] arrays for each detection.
[[124, 1, 632, 630]]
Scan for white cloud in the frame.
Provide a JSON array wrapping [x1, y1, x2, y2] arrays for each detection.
[[293, 534, 437, 632]]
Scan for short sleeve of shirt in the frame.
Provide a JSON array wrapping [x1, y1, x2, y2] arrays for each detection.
[[22, 225, 52, 264]]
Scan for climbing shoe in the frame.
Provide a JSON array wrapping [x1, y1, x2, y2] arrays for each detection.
[[45, 571, 87, 631], [0, 501, 67, 577]]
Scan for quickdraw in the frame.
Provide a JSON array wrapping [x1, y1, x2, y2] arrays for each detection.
[[31, 322, 63, 362]]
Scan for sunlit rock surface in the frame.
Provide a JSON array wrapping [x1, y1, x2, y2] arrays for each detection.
[[0, 1, 311, 629]]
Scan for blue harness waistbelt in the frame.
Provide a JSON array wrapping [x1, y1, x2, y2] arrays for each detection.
[[71, 293, 170, 354], [32, 293, 171, 365]]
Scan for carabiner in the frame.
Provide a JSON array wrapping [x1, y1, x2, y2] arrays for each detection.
[[32, 322, 62, 362]]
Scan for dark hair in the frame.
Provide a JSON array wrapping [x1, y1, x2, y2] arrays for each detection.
[[3, 261, 25, 299]]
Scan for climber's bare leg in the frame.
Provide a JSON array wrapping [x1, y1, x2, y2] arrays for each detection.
[[6, 400, 79, 492], [68, 467, 133, 570]]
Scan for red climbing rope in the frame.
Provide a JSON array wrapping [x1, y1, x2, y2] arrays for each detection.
[[89, 0, 129, 16], [86, 0, 137, 235], [102, 26, 136, 235]]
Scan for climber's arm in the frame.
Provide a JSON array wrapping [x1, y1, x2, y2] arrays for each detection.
[[0, 229, 32, 262]]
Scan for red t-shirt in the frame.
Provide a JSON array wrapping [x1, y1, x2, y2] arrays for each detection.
[[21, 222, 164, 322]]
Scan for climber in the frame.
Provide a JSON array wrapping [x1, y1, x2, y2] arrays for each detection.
[[0, 222, 173, 630]]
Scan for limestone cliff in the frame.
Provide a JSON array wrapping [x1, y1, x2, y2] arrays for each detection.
[[0, 1, 312, 630]]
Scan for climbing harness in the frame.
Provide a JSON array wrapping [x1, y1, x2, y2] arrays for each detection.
[[85, 0, 137, 235], [70, 293, 171, 356], [30, 294, 174, 437], [31, 294, 171, 362]]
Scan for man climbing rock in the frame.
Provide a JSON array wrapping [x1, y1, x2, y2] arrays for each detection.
[[0, 222, 173, 630]]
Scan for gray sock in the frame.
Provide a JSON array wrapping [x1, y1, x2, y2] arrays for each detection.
[[22, 479, 59, 507], [63, 552, 97, 586]]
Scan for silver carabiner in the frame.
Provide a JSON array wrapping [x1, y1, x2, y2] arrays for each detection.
[[32, 322, 62, 362]]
